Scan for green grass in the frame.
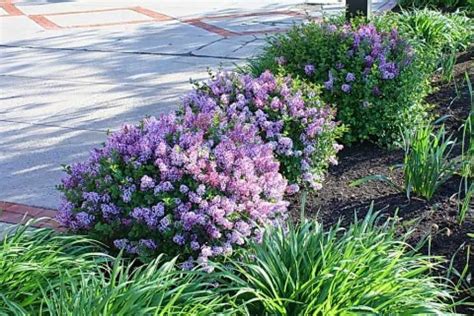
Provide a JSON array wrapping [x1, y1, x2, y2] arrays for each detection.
[[0, 220, 233, 315], [400, 122, 457, 200], [0, 214, 462, 315], [0, 219, 107, 314], [214, 210, 455, 315]]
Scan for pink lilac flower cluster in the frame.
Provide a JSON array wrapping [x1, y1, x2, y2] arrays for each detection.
[[57, 110, 288, 268], [181, 70, 343, 192]]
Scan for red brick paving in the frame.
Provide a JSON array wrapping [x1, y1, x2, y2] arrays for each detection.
[[131, 6, 173, 21], [29, 15, 61, 30], [0, 2, 23, 16], [184, 18, 239, 37], [0, 201, 59, 229], [183, 11, 303, 37]]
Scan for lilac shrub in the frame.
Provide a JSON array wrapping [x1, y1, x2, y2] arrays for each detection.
[[251, 23, 430, 145], [57, 112, 288, 268], [180, 71, 343, 192]]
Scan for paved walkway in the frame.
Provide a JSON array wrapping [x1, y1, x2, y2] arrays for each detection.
[[0, 0, 395, 217]]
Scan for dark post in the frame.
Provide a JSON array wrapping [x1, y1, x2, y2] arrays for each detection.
[[346, 0, 371, 19]]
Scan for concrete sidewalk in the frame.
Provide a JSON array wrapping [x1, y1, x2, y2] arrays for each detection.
[[0, 0, 395, 212]]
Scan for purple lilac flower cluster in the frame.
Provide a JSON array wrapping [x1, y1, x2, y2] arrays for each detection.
[[181, 70, 343, 191], [58, 109, 288, 267], [263, 22, 421, 145], [317, 24, 412, 95]]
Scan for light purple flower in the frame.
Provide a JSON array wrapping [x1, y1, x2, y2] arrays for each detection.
[[179, 184, 189, 194], [201, 246, 213, 257], [275, 56, 287, 65], [304, 64, 315, 76], [180, 258, 195, 270], [139, 239, 157, 250], [286, 184, 300, 195], [173, 234, 186, 246], [140, 175, 155, 191], [190, 241, 200, 250]]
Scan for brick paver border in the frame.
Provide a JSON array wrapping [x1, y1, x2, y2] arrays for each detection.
[[183, 10, 304, 37], [0, 201, 59, 229], [0, 2, 22, 16]]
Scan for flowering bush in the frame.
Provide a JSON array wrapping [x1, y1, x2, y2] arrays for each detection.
[[57, 112, 288, 268], [250, 22, 430, 145], [181, 71, 343, 191]]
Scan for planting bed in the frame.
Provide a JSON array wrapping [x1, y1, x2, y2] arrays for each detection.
[[292, 49, 473, 307]]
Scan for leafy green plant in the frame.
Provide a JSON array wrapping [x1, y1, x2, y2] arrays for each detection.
[[351, 122, 457, 201], [458, 182, 474, 223], [401, 122, 456, 200], [460, 73, 474, 180], [39, 256, 230, 316], [445, 244, 473, 310], [0, 220, 233, 315], [215, 210, 455, 315], [457, 73, 473, 223], [377, 9, 472, 52], [0, 219, 106, 313]]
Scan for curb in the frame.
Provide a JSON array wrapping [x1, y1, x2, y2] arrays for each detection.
[[0, 201, 59, 229]]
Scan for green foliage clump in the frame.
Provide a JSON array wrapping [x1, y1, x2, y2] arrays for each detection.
[[400, 123, 456, 200], [0, 214, 458, 315], [0, 221, 232, 315], [0, 222, 105, 313], [215, 211, 455, 315]]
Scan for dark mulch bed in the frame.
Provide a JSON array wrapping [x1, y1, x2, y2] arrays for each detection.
[[290, 50, 474, 310]]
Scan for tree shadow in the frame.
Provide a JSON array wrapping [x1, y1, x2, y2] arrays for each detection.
[[0, 2, 311, 208]]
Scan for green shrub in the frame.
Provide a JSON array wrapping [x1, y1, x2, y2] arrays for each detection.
[[250, 22, 431, 145], [215, 211, 455, 315]]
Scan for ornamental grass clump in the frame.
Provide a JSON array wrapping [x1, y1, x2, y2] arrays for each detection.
[[181, 71, 343, 192], [215, 211, 455, 315], [251, 22, 429, 145], [401, 123, 456, 200], [57, 112, 288, 267], [0, 221, 235, 315], [0, 220, 106, 313]]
